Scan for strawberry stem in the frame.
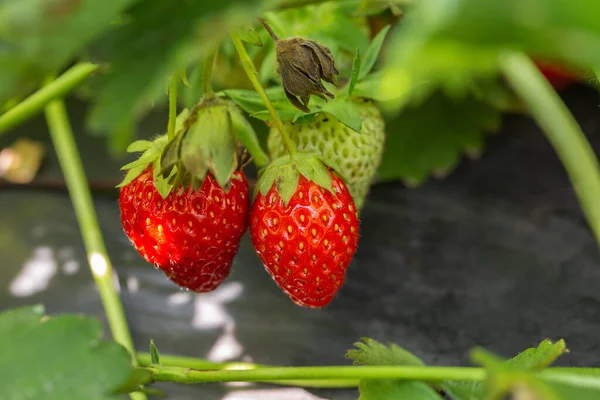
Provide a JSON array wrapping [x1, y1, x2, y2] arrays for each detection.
[[167, 73, 179, 140], [500, 52, 600, 248], [202, 47, 218, 100], [258, 17, 279, 41], [0, 62, 98, 136], [230, 31, 297, 159], [142, 364, 485, 384], [43, 97, 146, 400], [137, 352, 358, 388]]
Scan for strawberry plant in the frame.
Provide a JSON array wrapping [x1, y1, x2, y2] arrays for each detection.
[[2, 0, 600, 399]]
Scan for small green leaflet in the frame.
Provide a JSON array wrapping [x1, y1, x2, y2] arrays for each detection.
[[226, 88, 362, 133], [321, 97, 362, 133], [346, 338, 424, 367], [149, 340, 161, 365], [445, 339, 569, 400], [0, 305, 150, 399], [346, 338, 442, 400], [348, 48, 361, 96], [359, 380, 443, 400], [359, 25, 391, 81], [238, 24, 263, 47]]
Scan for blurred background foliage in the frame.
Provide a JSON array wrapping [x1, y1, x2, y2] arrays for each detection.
[[0, 0, 598, 186]]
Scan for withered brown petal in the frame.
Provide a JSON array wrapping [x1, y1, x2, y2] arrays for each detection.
[[302, 41, 339, 85], [279, 56, 316, 97], [284, 90, 310, 113]]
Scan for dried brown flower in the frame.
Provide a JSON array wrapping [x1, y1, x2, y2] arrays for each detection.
[[259, 18, 340, 113]]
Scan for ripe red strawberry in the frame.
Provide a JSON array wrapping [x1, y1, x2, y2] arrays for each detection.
[[535, 61, 579, 90], [250, 169, 359, 308], [119, 167, 250, 292]]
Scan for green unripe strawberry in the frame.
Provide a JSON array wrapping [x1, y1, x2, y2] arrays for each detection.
[[267, 99, 385, 210]]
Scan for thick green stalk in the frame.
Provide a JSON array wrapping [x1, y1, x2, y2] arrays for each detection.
[[0, 63, 98, 135], [137, 353, 358, 388], [501, 53, 600, 246], [167, 74, 179, 140], [44, 99, 145, 400], [202, 48, 218, 100], [143, 364, 486, 384], [230, 31, 296, 158]]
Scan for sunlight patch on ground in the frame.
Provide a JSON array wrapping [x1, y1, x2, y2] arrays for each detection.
[[191, 281, 244, 330], [127, 276, 139, 293], [10, 246, 57, 297], [206, 322, 244, 362], [188, 281, 246, 363], [168, 291, 193, 305]]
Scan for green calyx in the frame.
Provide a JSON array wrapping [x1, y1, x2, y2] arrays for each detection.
[[160, 97, 239, 192], [116, 108, 190, 198], [256, 152, 342, 206], [117, 97, 266, 198]]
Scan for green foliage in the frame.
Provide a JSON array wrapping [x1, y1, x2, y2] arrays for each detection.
[[347, 338, 424, 367], [0, 305, 149, 399], [377, 90, 502, 186], [347, 338, 442, 400], [358, 380, 443, 400], [149, 340, 160, 365], [445, 339, 576, 400], [379, 0, 599, 109], [85, 0, 266, 149], [0, 0, 136, 105]]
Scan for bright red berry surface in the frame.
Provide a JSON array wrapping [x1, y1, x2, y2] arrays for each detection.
[[250, 172, 360, 308], [119, 167, 250, 293], [535, 61, 578, 90]]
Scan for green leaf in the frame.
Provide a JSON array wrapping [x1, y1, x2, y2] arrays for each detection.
[[346, 338, 424, 367], [126, 140, 153, 153], [380, 0, 600, 110], [321, 97, 362, 133], [445, 340, 570, 400], [116, 164, 148, 188], [0, 0, 137, 104], [87, 0, 265, 140], [149, 340, 160, 365], [238, 24, 263, 47], [0, 305, 149, 399], [347, 338, 441, 400], [377, 91, 501, 187], [230, 107, 270, 167], [359, 25, 391, 80], [225, 88, 292, 116], [359, 380, 443, 400], [348, 48, 361, 96], [507, 339, 568, 371]]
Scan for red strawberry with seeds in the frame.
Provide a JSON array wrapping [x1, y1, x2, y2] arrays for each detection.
[[117, 97, 263, 292], [250, 155, 359, 308], [120, 167, 249, 292]]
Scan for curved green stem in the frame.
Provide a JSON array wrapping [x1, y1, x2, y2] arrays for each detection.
[[202, 48, 218, 100], [230, 32, 296, 158], [167, 74, 179, 140], [0, 63, 98, 136], [44, 99, 145, 400], [143, 364, 486, 385], [137, 353, 358, 388], [500, 53, 600, 247]]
